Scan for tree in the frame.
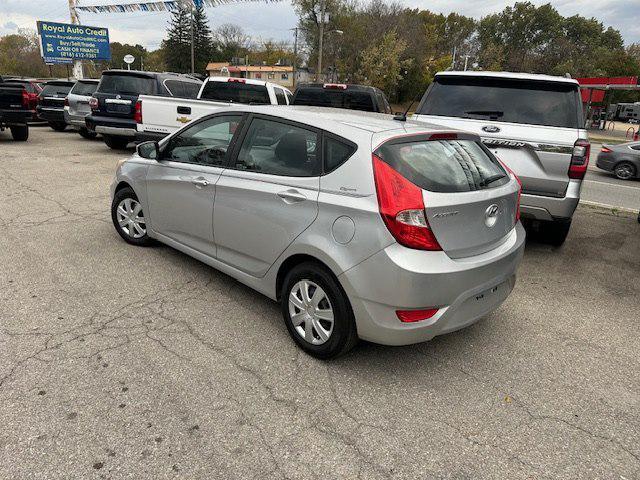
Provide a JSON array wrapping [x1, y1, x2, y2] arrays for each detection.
[[162, 4, 192, 72], [214, 24, 251, 62], [192, 5, 213, 73]]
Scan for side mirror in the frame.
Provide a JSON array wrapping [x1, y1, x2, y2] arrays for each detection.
[[137, 141, 159, 160]]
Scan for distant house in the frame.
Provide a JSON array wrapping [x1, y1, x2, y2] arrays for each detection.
[[205, 62, 294, 89]]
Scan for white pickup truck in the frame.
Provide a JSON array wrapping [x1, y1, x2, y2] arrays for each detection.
[[135, 76, 292, 142]]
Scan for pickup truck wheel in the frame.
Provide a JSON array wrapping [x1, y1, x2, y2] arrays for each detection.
[[540, 219, 571, 246], [79, 127, 97, 140], [10, 125, 28, 141], [49, 121, 67, 132], [104, 135, 130, 150]]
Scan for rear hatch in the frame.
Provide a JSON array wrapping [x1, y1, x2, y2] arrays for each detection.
[[292, 84, 377, 112], [94, 72, 156, 118], [39, 82, 74, 110], [0, 83, 25, 110], [373, 133, 520, 259], [414, 75, 584, 198], [68, 80, 98, 116]]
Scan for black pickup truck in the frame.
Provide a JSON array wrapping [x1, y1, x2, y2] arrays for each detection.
[[0, 77, 30, 141]]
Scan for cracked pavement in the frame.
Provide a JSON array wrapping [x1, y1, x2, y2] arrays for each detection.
[[0, 127, 639, 479]]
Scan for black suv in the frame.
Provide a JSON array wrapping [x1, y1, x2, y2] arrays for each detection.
[[37, 80, 75, 131], [86, 70, 202, 150], [291, 83, 392, 113]]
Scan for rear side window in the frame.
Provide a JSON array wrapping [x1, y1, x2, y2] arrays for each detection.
[[375, 138, 508, 193], [164, 80, 201, 98], [293, 88, 375, 112], [71, 81, 98, 96], [41, 83, 73, 97], [324, 135, 356, 173], [418, 76, 581, 129], [200, 81, 270, 104], [234, 118, 319, 177], [98, 74, 155, 95]]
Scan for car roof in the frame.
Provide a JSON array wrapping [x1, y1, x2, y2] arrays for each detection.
[[436, 70, 579, 85], [206, 104, 464, 137]]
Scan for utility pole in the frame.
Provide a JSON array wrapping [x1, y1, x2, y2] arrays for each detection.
[[67, 0, 84, 79], [190, 2, 195, 74], [316, 0, 325, 82], [292, 27, 298, 87]]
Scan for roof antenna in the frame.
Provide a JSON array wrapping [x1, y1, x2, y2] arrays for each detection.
[[394, 95, 420, 122]]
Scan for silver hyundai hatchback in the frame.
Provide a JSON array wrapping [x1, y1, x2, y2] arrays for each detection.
[[110, 105, 525, 359]]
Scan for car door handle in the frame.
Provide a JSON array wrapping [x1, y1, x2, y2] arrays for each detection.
[[192, 177, 209, 188], [177, 106, 191, 114], [277, 189, 307, 203]]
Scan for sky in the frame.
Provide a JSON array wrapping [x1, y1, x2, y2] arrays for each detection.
[[1, 0, 639, 51]]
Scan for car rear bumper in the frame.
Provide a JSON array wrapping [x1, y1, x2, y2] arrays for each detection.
[[519, 179, 581, 222], [339, 222, 525, 346], [64, 109, 90, 129], [36, 107, 65, 124], [86, 115, 136, 138], [0, 109, 31, 126]]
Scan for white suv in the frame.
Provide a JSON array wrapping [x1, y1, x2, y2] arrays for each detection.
[[413, 71, 589, 245]]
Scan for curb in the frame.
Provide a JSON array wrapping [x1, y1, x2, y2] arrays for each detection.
[[579, 200, 639, 219]]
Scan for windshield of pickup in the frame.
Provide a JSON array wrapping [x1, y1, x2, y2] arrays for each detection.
[[200, 81, 270, 104], [417, 76, 582, 129]]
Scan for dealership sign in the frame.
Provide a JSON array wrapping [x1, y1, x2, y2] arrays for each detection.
[[37, 21, 111, 64]]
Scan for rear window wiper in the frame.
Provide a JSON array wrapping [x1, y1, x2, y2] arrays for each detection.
[[480, 173, 507, 187], [465, 110, 504, 119]]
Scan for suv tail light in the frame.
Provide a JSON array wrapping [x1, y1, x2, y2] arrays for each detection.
[[498, 160, 522, 224], [372, 154, 441, 251], [89, 97, 98, 110], [568, 139, 590, 180], [134, 100, 142, 124]]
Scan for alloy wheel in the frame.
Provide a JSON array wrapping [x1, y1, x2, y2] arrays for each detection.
[[615, 163, 634, 180], [116, 198, 146, 239], [288, 280, 334, 345]]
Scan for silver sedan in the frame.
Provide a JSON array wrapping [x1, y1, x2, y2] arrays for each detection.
[[596, 141, 640, 180]]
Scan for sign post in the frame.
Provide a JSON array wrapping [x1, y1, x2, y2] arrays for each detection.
[[37, 21, 111, 78]]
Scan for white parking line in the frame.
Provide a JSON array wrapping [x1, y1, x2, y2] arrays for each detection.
[[583, 179, 640, 190]]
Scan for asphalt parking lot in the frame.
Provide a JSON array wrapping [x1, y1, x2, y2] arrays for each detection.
[[1, 127, 639, 479]]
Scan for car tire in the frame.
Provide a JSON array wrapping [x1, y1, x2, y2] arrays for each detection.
[[104, 135, 130, 150], [613, 162, 636, 180], [79, 127, 97, 140], [281, 262, 358, 359], [49, 121, 67, 132], [111, 187, 152, 247], [540, 219, 572, 246], [10, 125, 28, 141]]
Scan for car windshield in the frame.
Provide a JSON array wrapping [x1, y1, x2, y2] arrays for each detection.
[[199, 81, 270, 104], [71, 81, 98, 96], [293, 88, 375, 112], [375, 138, 509, 193], [41, 83, 73, 97], [98, 74, 155, 95], [418, 76, 581, 129]]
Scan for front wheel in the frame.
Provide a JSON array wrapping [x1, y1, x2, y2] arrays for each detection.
[[111, 187, 152, 246], [104, 135, 130, 150], [49, 121, 67, 132], [613, 162, 636, 180], [281, 262, 358, 359], [10, 125, 28, 141]]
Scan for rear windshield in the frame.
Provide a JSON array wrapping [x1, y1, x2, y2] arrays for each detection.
[[98, 74, 155, 95], [200, 81, 270, 104], [71, 81, 98, 96], [41, 83, 73, 97], [418, 76, 581, 129], [293, 88, 375, 112], [375, 138, 509, 193]]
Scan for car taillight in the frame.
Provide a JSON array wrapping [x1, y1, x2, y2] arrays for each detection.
[[21, 90, 29, 108], [134, 100, 142, 124], [497, 160, 522, 224], [28, 93, 38, 108], [569, 139, 590, 180], [600, 146, 612, 153], [323, 83, 347, 89], [396, 308, 440, 323], [89, 97, 98, 110], [372, 154, 441, 251]]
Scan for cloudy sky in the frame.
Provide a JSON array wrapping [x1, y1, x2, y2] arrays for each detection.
[[1, 0, 639, 50]]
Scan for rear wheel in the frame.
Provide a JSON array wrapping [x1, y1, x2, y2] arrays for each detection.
[[111, 187, 152, 246], [613, 162, 636, 180], [281, 262, 358, 359], [49, 121, 67, 132], [10, 125, 28, 141], [104, 135, 130, 150], [539, 219, 572, 246], [79, 127, 97, 140]]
